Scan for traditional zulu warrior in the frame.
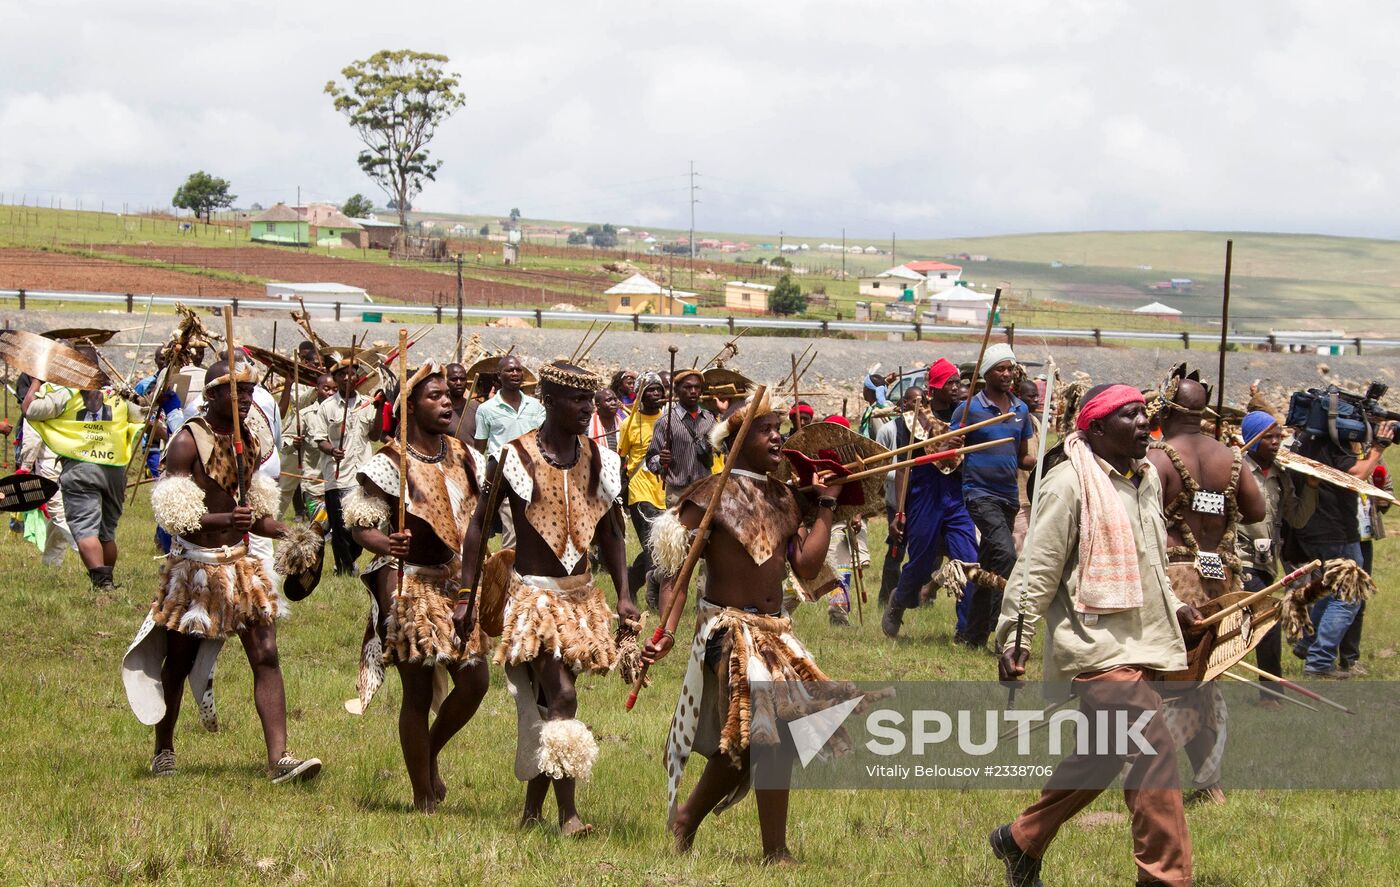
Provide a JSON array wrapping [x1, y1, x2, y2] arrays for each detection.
[[344, 363, 487, 812], [456, 360, 638, 836], [122, 357, 323, 784], [994, 384, 1204, 887], [642, 391, 842, 864], [1145, 368, 1264, 804]]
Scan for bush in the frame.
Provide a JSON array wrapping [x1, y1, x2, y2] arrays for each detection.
[[769, 274, 807, 315]]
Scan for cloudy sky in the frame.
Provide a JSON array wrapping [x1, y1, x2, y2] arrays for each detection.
[[2, 1, 1396, 240]]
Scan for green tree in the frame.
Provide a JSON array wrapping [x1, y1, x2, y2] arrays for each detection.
[[769, 274, 807, 315], [325, 50, 467, 229], [341, 193, 374, 218], [478, 223, 490, 236], [584, 223, 618, 248], [172, 171, 235, 223], [509, 207, 521, 223]]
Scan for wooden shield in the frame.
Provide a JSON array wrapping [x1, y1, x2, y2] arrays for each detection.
[[0, 472, 59, 512], [243, 344, 322, 383], [0, 329, 107, 389], [1200, 590, 1282, 682]]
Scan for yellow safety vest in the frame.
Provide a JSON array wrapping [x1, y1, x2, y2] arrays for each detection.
[[30, 388, 141, 467]]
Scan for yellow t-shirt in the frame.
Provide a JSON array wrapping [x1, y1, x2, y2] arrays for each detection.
[[617, 407, 664, 509]]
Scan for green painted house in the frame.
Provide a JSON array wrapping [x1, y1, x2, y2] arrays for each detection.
[[312, 209, 365, 248], [248, 204, 308, 245]]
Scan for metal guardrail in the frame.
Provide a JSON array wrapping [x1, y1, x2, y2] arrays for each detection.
[[5, 287, 1399, 352]]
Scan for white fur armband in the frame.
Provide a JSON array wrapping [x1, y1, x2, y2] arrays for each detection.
[[343, 488, 391, 529], [647, 509, 694, 578], [151, 475, 207, 536], [246, 473, 280, 520]]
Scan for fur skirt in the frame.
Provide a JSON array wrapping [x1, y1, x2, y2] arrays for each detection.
[[376, 559, 488, 667], [150, 546, 282, 639], [495, 572, 617, 675]]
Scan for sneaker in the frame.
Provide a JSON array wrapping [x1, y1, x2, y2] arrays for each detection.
[[881, 606, 905, 638], [151, 749, 177, 777], [989, 824, 1043, 887], [1342, 663, 1368, 677], [1291, 644, 1307, 661], [1304, 668, 1351, 680], [269, 754, 322, 785]]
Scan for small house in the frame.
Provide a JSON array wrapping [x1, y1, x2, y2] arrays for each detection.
[[1133, 301, 1183, 319], [859, 265, 927, 301], [249, 204, 308, 245], [723, 280, 775, 314], [310, 210, 365, 248], [351, 216, 402, 250], [265, 282, 371, 314], [926, 286, 993, 325], [604, 273, 696, 316], [903, 260, 963, 284]]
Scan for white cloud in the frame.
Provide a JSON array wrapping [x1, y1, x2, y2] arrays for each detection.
[[2, 0, 1400, 237]]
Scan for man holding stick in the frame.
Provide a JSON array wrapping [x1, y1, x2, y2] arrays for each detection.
[[455, 360, 638, 837], [345, 362, 487, 812], [953, 343, 1036, 649], [646, 368, 718, 505], [641, 389, 842, 864], [313, 355, 381, 574], [1234, 411, 1318, 705], [884, 359, 980, 639], [121, 357, 322, 784], [991, 384, 1203, 887]]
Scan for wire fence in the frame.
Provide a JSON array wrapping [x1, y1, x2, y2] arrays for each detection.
[[4, 287, 1398, 353]]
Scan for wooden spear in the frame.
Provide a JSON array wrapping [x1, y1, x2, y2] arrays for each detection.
[[396, 328, 410, 600], [333, 333, 360, 481], [955, 287, 1003, 425], [1214, 240, 1233, 440], [221, 307, 248, 542], [1230, 660, 1354, 715], [627, 384, 769, 710], [1197, 559, 1320, 628]]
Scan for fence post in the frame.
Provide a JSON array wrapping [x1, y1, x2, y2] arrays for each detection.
[[1267, 334, 1277, 351], [820, 320, 829, 335], [1006, 323, 1015, 347], [231, 298, 239, 317], [125, 292, 134, 313], [1354, 337, 1363, 355], [914, 322, 922, 341], [534, 309, 543, 328], [335, 302, 342, 322], [632, 314, 640, 332], [1093, 328, 1102, 347], [727, 316, 735, 335], [1181, 332, 1190, 350], [18, 288, 24, 310], [435, 305, 443, 324]]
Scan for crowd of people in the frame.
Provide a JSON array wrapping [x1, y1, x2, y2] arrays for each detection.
[[3, 322, 1392, 883]]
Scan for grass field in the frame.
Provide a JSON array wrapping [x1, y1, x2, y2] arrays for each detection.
[[2, 433, 1398, 884]]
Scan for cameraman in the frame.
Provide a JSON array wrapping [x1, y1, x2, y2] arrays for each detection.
[[1289, 416, 1396, 678]]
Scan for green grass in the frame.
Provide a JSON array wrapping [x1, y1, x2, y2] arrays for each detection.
[[3, 417, 1399, 882]]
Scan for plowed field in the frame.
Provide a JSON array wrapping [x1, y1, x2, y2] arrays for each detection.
[[0, 248, 263, 296]]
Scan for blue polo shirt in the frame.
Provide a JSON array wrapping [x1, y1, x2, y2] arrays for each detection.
[[952, 390, 1032, 505]]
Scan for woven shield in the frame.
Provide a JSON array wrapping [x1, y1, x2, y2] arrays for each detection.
[[0, 329, 107, 389], [1278, 450, 1395, 502], [244, 344, 323, 383], [1157, 590, 1282, 683], [775, 422, 887, 522]]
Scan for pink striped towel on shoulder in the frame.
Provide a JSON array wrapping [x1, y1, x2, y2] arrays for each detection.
[[1064, 431, 1143, 614]]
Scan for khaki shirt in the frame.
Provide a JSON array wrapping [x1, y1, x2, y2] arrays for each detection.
[[312, 392, 378, 491], [282, 402, 326, 497], [995, 455, 1187, 687], [1234, 454, 1317, 577]]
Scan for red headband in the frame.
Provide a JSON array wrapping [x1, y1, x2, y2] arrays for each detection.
[[823, 414, 850, 428], [789, 403, 815, 418], [1075, 384, 1145, 431], [927, 358, 958, 390]]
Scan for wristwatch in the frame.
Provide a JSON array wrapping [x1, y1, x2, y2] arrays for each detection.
[[817, 495, 839, 511]]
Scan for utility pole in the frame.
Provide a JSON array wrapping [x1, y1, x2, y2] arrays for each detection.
[[841, 228, 846, 280], [688, 160, 700, 290], [454, 254, 465, 363], [891, 232, 896, 266]]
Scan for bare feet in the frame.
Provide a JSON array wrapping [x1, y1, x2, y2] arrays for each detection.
[[412, 793, 439, 815], [430, 760, 447, 803], [560, 815, 594, 838], [671, 811, 698, 853], [762, 849, 798, 866]]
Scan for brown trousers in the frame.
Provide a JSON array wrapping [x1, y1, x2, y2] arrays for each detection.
[[1011, 666, 1192, 886]]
